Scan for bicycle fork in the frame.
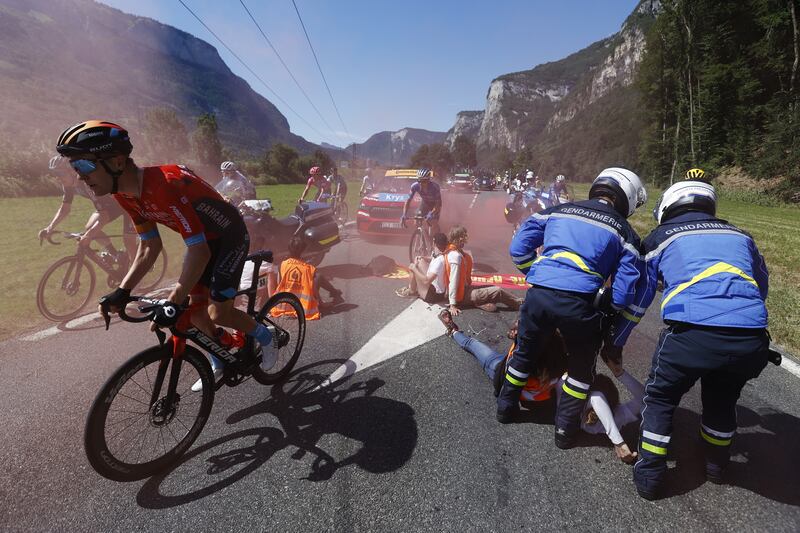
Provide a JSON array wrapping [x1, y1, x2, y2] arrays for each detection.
[[148, 324, 189, 420]]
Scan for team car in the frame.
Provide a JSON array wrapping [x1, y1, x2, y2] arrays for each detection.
[[473, 174, 495, 191], [356, 169, 423, 235], [447, 172, 473, 192]]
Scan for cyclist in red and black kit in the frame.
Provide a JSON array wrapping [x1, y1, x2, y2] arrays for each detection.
[[56, 120, 278, 387], [297, 166, 331, 204]]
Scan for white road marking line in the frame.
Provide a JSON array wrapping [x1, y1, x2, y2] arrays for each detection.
[[21, 313, 100, 341], [779, 353, 800, 379], [316, 299, 445, 389], [469, 193, 478, 210]]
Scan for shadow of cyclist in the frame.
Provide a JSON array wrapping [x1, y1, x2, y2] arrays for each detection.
[[136, 359, 418, 508]]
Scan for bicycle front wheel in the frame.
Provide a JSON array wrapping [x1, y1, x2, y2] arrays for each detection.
[[84, 345, 214, 481], [409, 228, 429, 263], [251, 292, 306, 385], [334, 201, 349, 225], [36, 256, 96, 322], [139, 247, 168, 292]]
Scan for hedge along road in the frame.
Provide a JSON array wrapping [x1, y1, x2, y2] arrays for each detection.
[[1, 188, 799, 531]]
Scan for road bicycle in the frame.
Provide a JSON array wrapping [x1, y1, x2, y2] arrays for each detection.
[[83, 250, 305, 481], [37, 232, 168, 322], [407, 214, 433, 263], [332, 194, 349, 226]]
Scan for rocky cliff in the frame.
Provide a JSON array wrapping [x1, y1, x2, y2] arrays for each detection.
[[0, 0, 315, 156], [445, 111, 483, 150], [347, 128, 446, 166], [449, 0, 661, 178]]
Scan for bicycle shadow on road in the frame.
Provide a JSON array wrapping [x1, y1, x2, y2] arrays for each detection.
[[136, 359, 418, 509], [651, 405, 800, 505]]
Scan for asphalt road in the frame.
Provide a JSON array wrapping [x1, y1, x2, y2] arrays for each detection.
[[2, 189, 799, 532]]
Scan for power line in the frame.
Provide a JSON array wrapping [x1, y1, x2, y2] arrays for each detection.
[[290, 0, 349, 137], [175, 0, 333, 144], [239, 0, 336, 135]]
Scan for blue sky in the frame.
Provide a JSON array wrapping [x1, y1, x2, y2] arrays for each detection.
[[99, 0, 640, 146]]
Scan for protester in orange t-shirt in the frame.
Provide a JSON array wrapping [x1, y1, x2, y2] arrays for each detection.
[[272, 236, 343, 320]]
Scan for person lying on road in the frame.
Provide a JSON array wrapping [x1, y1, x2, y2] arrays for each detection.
[[438, 310, 642, 463]]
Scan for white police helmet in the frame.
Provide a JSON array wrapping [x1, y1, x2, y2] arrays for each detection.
[[653, 180, 716, 223], [589, 167, 647, 218]]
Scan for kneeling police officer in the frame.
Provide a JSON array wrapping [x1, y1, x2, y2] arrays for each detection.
[[609, 178, 770, 500], [498, 168, 647, 451]]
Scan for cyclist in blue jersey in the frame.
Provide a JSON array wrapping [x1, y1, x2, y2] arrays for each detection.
[[401, 168, 442, 236]]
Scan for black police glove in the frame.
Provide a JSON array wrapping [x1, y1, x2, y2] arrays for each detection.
[[100, 287, 132, 309], [264, 250, 273, 264], [153, 301, 184, 328]]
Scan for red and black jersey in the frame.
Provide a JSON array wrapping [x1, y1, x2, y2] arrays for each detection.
[[114, 165, 244, 246]]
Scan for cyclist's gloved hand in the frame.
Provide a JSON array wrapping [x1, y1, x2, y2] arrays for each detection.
[[99, 287, 132, 330], [100, 287, 132, 310], [400, 214, 407, 227], [153, 301, 184, 328], [425, 211, 435, 221]]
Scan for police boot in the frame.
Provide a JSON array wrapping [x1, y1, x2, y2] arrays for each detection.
[[554, 377, 592, 449], [496, 366, 526, 423]]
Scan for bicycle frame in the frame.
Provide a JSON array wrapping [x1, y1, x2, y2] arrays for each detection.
[[121, 251, 276, 406]]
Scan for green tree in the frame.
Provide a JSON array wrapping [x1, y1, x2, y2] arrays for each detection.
[[262, 143, 299, 182], [191, 113, 223, 168], [451, 135, 477, 169], [491, 146, 515, 173], [411, 143, 453, 177], [141, 107, 189, 164]]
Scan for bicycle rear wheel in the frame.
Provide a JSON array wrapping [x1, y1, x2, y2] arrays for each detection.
[[408, 228, 429, 263], [139, 247, 168, 292], [36, 256, 96, 322], [334, 201, 348, 225], [84, 345, 214, 481], [251, 292, 306, 385]]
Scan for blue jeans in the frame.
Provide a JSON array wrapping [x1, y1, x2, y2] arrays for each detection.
[[453, 331, 504, 380]]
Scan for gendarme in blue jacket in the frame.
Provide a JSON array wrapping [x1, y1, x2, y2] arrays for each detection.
[[509, 198, 642, 309], [613, 211, 768, 346]]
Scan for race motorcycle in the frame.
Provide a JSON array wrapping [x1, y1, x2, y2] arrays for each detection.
[[238, 199, 341, 267], [504, 188, 554, 235]]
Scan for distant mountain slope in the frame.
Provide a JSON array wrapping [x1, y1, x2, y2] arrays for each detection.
[[0, 0, 315, 156], [448, 0, 661, 179], [347, 128, 447, 166]]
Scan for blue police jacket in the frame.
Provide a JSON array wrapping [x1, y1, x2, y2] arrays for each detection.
[[613, 211, 769, 346], [509, 199, 642, 309]]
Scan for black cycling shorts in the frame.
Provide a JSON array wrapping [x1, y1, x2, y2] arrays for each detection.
[[198, 230, 251, 302]]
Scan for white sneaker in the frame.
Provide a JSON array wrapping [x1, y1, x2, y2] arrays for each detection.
[[260, 326, 279, 372], [192, 367, 223, 392]]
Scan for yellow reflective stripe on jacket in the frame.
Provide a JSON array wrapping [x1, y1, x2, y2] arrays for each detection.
[[641, 441, 668, 455], [319, 234, 338, 245], [661, 262, 759, 310], [561, 382, 588, 400], [535, 251, 603, 279]]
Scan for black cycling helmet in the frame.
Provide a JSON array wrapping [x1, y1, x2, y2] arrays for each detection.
[[56, 121, 133, 193], [56, 120, 133, 158]]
